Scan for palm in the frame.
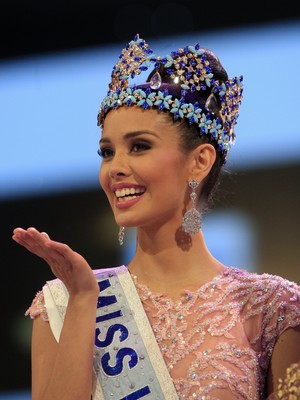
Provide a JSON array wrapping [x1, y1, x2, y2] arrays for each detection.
[[12, 227, 99, 296]]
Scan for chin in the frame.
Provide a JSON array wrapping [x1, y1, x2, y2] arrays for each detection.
[[114, 216, 138, 228]]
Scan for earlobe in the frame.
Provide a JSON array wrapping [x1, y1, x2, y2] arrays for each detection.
[[191, 143, 216, 180]]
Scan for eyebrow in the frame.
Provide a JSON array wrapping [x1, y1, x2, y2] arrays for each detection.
[[99, 130, 161, 144]]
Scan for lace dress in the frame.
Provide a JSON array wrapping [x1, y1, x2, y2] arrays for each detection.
[[26, 266, 300, 400]]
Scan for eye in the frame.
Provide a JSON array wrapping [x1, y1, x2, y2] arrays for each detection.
[[131, 142, 151, 152], [97, 147, 114, 158]]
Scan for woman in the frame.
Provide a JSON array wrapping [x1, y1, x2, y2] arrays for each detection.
[[13, 34, 300, 400]]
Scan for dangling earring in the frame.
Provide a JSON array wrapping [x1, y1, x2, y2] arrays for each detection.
[[182, 179, 202, 236], [118, 226, 125, 246]]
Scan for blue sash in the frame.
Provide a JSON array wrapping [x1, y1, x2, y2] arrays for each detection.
[[43, 265, 179, 399]]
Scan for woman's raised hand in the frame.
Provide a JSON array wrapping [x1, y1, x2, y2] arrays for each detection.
[[12, 227, 99, 298]]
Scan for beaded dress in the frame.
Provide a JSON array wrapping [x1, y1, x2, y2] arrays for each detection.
[[26, 266, 300, 400]]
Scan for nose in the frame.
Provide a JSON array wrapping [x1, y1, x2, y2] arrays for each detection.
[[108, 151, 131, 179]]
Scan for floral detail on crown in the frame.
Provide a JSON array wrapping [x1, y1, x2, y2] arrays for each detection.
[[108, 36, 156, 92], [97, 34, 243, 163]]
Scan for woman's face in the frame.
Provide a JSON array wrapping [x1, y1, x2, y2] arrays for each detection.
[[99, 107, 193, 231]]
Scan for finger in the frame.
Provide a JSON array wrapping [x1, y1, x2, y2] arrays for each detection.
[[13, 228, 56, 260], [12, 228, 39, 249], [26, 231, 76, 266], [12, 227, 27, 240], [27, 227, 52, 245], [41, 232, 50, 239], [14, 227, 81, 271], [13, 227, 44, 244]]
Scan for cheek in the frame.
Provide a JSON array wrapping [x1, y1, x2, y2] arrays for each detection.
[[99, 165, 109, 193], [149, 155, 187, 185], [99, 168, 115, 208]]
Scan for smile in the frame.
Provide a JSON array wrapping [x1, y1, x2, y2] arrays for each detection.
[[115, 187, 146, 202]]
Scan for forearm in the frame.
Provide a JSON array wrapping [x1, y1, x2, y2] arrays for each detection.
[[36, 295, 97, 400], [12, 227, 100, 399]]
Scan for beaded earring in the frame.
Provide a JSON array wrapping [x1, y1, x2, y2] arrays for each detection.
[[118, 226, 125, 246], [182, 179, 202, 236]]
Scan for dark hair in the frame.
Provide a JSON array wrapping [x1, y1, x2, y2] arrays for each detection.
[[160, 113, 223, 213], [147, 47, 229, 212]]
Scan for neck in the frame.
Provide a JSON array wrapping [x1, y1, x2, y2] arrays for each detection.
[[127, 225, 225, 295]]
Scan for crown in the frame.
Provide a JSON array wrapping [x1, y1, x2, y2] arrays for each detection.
[[97, 34, 243, 163]]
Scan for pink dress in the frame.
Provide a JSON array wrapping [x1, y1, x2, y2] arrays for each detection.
[[26, 266, 300, 399]]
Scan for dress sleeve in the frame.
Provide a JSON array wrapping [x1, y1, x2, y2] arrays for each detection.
[[25, 289, 49, 321], [261, 277, 300, 351], [263, 280, 300, 400], [242, 273, 300, 384]]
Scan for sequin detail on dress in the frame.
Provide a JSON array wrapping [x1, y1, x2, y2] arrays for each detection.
[[25, 290, 48, 321], [132, 267, 300, 400], [26, 267, 300, 399]]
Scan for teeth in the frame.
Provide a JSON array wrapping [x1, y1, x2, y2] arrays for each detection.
[[115, 187, 145, 198], [118, 195, 137, 202]]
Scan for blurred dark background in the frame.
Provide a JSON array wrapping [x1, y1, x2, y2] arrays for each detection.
[[1, 0, 300, 397], [1, 0, 300, 61]]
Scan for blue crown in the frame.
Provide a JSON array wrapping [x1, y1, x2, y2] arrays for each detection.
[[98, 34, 243, 163]]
